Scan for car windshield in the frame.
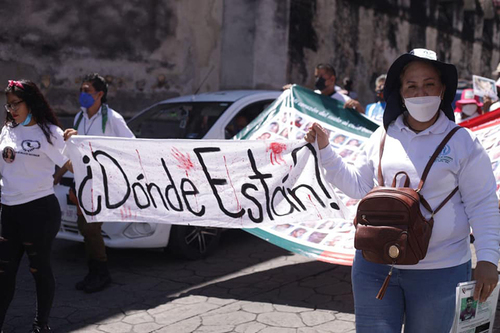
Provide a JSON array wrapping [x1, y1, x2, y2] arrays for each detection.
[[127, 102, 232, 139]]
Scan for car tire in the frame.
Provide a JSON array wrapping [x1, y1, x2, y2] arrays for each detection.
[[166, 225, 221, 260]]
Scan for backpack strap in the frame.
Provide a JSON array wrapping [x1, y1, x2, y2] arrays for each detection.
[[377, 132, 387, 186], [73, 104, 108, 133], [74, 111, 84, 130], [101, 104, 108, 133], [417, 126, 461, 191], [417, 126, 461, 214], [377, 126, 461, 214], [431, 186, 459, 217]]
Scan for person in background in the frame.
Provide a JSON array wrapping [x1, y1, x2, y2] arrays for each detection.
[[344, 74, 387, 118], [0, 80, 72, 333], [305, 49, 499, 332], [225, 114, 249, 138], [56, 73, 135, 294], [454, 89, 484, 123], [340, 77, 359, 99], [364, 74, 387, 123], [482, 78, 500, 113], [313, 63, 351, 103], [284, 64, 365, 113]]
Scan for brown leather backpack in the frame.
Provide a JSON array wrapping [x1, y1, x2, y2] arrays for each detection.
[[354, 126, 461, 299]]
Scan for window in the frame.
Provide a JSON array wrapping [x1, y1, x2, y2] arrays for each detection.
[[224, 100, 275, 139], [128, 102, 232, 139]]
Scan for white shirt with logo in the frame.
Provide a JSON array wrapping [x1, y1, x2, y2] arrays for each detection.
[[320, 111, 500, 269], [74, 105, 135, 138], [0, 123, 69, 205]]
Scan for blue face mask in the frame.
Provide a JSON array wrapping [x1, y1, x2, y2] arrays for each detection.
[[21, 113, 32, 126], [79, 92, 95, 108]]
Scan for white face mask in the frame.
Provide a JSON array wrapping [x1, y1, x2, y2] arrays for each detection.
[[462, 104, 478, 116], [404, 96, 442, 122]]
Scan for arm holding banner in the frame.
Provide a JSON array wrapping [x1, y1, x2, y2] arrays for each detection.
[[305, 122, 376, 199], [53, 129, 78, 184]]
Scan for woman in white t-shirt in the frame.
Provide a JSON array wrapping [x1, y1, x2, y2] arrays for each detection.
[[0, 80, 72, 333]]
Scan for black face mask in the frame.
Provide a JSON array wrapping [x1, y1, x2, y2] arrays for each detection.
[[315, 77, 326, 91], [375, 89, 384, 102]]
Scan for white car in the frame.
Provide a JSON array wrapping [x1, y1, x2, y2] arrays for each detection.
[[54, 90, 281, 259]]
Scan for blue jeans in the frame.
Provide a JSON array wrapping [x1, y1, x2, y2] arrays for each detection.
[[352, 250, 471, 333]]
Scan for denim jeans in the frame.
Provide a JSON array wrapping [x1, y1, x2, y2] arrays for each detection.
[[352, 250, 471, 333]]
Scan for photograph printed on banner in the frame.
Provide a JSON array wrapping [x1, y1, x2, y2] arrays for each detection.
[[246, 108, 367, 257]]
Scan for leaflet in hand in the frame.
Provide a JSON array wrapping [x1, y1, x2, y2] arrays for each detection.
[[451, 278, 500, 333]]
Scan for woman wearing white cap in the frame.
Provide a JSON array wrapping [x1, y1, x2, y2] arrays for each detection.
[[305, 49, 499, 332]]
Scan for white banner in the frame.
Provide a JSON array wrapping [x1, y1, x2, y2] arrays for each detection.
[[66, 136, 348, 228]]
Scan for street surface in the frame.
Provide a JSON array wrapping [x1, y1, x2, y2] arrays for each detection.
[[3, 230, 499, 332]]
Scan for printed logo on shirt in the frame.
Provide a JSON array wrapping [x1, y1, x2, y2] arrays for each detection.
[[436, 144, 453, 163], [2, 146, 15, 163], [21, 140, 41, 152]]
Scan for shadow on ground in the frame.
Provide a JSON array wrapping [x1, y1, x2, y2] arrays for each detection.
[[3, 229, 353, 332]]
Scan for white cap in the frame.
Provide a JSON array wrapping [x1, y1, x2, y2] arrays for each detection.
[[410, 48, 437, 61]]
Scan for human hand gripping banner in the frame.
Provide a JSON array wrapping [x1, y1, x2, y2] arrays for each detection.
[[66, 136, 350, 228]]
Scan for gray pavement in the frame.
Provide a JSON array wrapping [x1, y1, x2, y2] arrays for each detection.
[[2, 230, 500, 333]]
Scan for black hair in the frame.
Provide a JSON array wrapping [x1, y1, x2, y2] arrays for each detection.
[[316, 63, 336, 78], [343, 77, 353, 91], [82, 73, 108, 103], [5, 80, 62, 145]]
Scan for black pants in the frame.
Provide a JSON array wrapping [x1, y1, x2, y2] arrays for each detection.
[[0, 194, 61, 328]]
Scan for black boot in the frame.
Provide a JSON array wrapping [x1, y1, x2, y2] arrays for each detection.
[[75, 260, 97, 290], [30, 322, 51, 333], [84, 260, 111, 293]]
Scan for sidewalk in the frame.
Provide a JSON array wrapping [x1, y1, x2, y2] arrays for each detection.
[[3, 230, 499, 332]]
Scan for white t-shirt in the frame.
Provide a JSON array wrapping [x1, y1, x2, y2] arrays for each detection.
[[454, 111, 480, 124], [74, 105, 135, 138], [330, 91, 351, 104], [0, 123, 69, 205], [320, 111, 500, 269], [490, 101, 500, 112]]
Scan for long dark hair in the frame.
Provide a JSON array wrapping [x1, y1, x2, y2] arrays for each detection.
[[5, 79, 62, 144]]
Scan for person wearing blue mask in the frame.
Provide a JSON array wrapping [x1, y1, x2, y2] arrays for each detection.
[[0, 80, 73, 333], [59, 73, 134, 294]]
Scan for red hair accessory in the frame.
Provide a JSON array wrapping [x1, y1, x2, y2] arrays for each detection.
[[7, 80, 23, 89]]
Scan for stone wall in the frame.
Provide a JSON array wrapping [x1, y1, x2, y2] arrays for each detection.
[[287, 0, 500, 105], [0, 0, 499, 123], [0, 0, 224, 120]]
